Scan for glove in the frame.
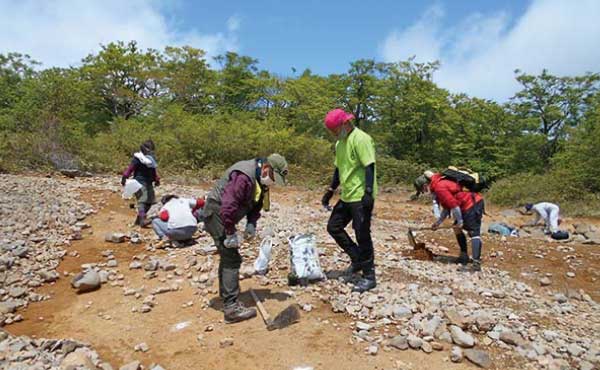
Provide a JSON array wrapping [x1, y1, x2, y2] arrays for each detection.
[[361, 191, 374, 210], [321, 188, 334, 209], [121, 176, 127, 186], [244, 223, 256, 239], [224, 233, 240, 249]]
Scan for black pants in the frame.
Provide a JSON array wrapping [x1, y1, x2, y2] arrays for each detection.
[[203, 199, 241, 307], [326, 200, 374, 270]]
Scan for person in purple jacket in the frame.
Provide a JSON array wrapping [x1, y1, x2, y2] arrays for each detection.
[[204, 154, 288, 323], [121, 140, 160, 227]]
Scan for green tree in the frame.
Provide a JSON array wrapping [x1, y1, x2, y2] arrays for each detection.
[[81, 41, 163, 120], [510, 69, 599, 167]]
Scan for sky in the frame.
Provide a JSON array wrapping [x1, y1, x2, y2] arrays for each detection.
[[0, 0, 599, 101]]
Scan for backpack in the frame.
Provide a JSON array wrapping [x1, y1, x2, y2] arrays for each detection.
[[551, 230, 569, 240], [442, 166, 489, 192]]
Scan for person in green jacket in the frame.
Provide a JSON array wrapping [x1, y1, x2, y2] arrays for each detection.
[[321, 109, 378, 293]]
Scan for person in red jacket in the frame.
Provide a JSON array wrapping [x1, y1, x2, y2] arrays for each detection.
[[426, 172, 485, 272]]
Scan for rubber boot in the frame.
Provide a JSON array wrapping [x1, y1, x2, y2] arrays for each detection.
[[456, 232, 469, 265], [352, 260, 376, 293], [471, 237, 482, 272], [341, 260, 362, 283]]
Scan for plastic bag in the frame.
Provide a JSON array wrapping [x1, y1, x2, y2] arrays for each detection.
[[288, 234, 325, 280], [122, 179, 143, 199], [254, 237, 273, 275]]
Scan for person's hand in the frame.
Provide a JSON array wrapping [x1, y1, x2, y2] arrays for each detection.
[[321, 188, 334, 209], [244, 223, 256, 239], [121, 176, 127, 186], [224, 233, 240, 249], [361, 191, 374, 210]]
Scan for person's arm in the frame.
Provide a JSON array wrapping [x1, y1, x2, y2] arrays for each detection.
[[321, 168, 340, 208], [220, 172, 254, 235], [432, 208, 450, 229], [432, 195, 441, 219], [364, 163, 375, 194], [121, 159, 137, 185], [524, 211, 541, 227]]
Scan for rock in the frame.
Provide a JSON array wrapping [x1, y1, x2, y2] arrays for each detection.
[[120, 361, 141, 370], [499, 331, 525, 346], [431, 342, 444, 351], [197, 245, 218, 256], [134, 342, 149, 352], [566, 271, 575, 278], [150, 365, 166, 370], [388, 336, 408, 350], [0, 301, 19, 314], [580, 361, 595, 370], [39, 270, 59, 282], [367, 344, 378, 355], [220, 337, 234, 348], [12, 246, 29, 258], [451, 346, 463, 363], [302, 304, 313, 312], [554, 293, 568, 304], [446, 309, 467, 329], [144, 260, 160, 272], [356, 321, 372, 331], [61, 349, 96, 370], [71, 270, 101, 293], [449, 325, 474, 348], [539, 277, 552, 286], [9, 287, 27, 298], [392, 305, 412, 319], [421, 315, 441, 337], [107, 260, 118, 268], [105, 233, 126, 243], [129, 261, 142, 269], [421, 341, 433, 353], [407, 334, 423, 349], [567, 343, 584, 357], [543, 330, 559, 342], [464, 348, 492, 368]]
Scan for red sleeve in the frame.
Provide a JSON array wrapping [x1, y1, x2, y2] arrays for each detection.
[[122, 162, 136, 177], [220, 172, 254, 234], [159, 209, 169, 221], [432, 180, 460, 209], [192, 198, 205, 212]]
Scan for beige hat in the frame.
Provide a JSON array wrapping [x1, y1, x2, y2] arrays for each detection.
[[424, 170, 435, 180]]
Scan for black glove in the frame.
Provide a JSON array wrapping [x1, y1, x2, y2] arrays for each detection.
[[121, 176, 127, 186], [361, 190, 374, 210], [321, 188, 334, 208]]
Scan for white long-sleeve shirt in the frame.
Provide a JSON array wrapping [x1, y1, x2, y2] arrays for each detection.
[[161, 198, 198, 229], [530, 202, 560, 232]]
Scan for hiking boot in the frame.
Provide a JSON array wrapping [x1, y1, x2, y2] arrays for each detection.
[[352, 275, 377, 293], [341, 262, 362, 283], [224, 302, 257, 324], [457, 252, 470, 265], [471, 260, 482, 272]]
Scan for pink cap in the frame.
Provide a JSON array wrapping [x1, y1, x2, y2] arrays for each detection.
[[324, 109, 354, 130]]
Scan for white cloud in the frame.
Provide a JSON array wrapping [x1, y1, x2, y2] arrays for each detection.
[[379, 0, 600, 101], [0, 0, 239, 68], [226, 15, 241, 32]]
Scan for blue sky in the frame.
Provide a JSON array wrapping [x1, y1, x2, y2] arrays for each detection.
[[1, 0, 599, 101], [165, 0, 529, 76]]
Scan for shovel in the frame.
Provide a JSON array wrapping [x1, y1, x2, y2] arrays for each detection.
[[407, 225, 452, 249], [249, 289, 300, 331]]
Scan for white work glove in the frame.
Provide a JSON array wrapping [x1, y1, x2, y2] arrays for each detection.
[[244, 223, 256, 239], [224, 233, 240, 249]]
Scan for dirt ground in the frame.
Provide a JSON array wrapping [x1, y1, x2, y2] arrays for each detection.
[[6, 183, 600, 369]]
